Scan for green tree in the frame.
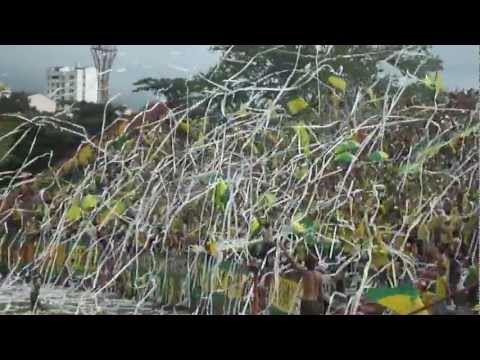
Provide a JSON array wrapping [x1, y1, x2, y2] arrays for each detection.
[[133, 45, 442, 112], [68, 101, 119, 136], [0, 92, 34, 115], [207, 45, 442, 102], [133, 78, 189, 102], [0, 101, 123, 186]]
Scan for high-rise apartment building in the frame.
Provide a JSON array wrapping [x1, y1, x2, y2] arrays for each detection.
[[47, 65, 98, 103]]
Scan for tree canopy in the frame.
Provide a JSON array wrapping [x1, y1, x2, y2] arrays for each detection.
[[0, 92, 33, 115], [133, 45, 443, 110], [0, 100, 122, 184]]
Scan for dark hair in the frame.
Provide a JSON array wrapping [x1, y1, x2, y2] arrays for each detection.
[[305, 254, 317, 271]]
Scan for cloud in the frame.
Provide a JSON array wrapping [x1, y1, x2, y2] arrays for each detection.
[[168, 64, 190, 73]]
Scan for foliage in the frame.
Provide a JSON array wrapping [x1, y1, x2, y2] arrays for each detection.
[[133, 45, 442, 113], [0, 92, 33, 114], [0, 101, 121, 184]]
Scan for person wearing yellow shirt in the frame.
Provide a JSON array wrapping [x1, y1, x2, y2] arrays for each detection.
[[436, 268, 449, 299], [432, 264, 451, 314]]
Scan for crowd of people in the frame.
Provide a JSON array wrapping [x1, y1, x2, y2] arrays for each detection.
[[237, 223, 478, 315]]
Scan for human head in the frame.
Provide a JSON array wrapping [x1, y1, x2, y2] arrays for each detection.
[[416, 280, 427, 292]]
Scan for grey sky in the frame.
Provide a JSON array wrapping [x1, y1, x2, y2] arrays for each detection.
[[432, 45, 477, 90], [0, 45, 477, 109]]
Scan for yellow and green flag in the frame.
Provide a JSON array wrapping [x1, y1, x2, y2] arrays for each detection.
[[365, 286, 428, 315]]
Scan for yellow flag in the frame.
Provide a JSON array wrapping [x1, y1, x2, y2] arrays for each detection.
[[328, 76, 347, 93], [78, 145, 95, 167], [287, 97, 309, 115], [66, 205, 82, 222]]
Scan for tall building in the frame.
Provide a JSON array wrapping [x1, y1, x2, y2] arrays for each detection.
[[47, 65, 98, 103], [90, 45, 118, 104]]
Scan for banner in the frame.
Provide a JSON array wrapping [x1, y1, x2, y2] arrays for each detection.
[[0, 242, 304, 314], [212, 269, 248, 300], [69, 245, 99, 272], [270, 277, 302, 314]]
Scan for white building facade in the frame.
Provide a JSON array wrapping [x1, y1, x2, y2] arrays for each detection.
[[28, 94, 57, 113], [47, 66, 98, 103]]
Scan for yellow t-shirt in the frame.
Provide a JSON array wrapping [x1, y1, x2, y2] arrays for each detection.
[[441, 256, 450, 273], [435, 275, 448, 299]]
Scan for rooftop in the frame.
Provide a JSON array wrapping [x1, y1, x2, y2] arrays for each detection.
[[48, 65, 96, 72], [28, 93, 55, 101]]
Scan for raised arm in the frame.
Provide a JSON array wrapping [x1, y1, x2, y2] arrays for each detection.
[[280, 242, 305, 272]]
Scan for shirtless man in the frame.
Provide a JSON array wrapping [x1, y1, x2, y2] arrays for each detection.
[[280, 243, 324, 315]]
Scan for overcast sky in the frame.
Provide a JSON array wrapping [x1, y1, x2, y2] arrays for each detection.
[[0, 45, 477, 108]]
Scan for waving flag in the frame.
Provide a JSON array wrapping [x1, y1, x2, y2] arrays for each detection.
[[365, 286, 429, 315]]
